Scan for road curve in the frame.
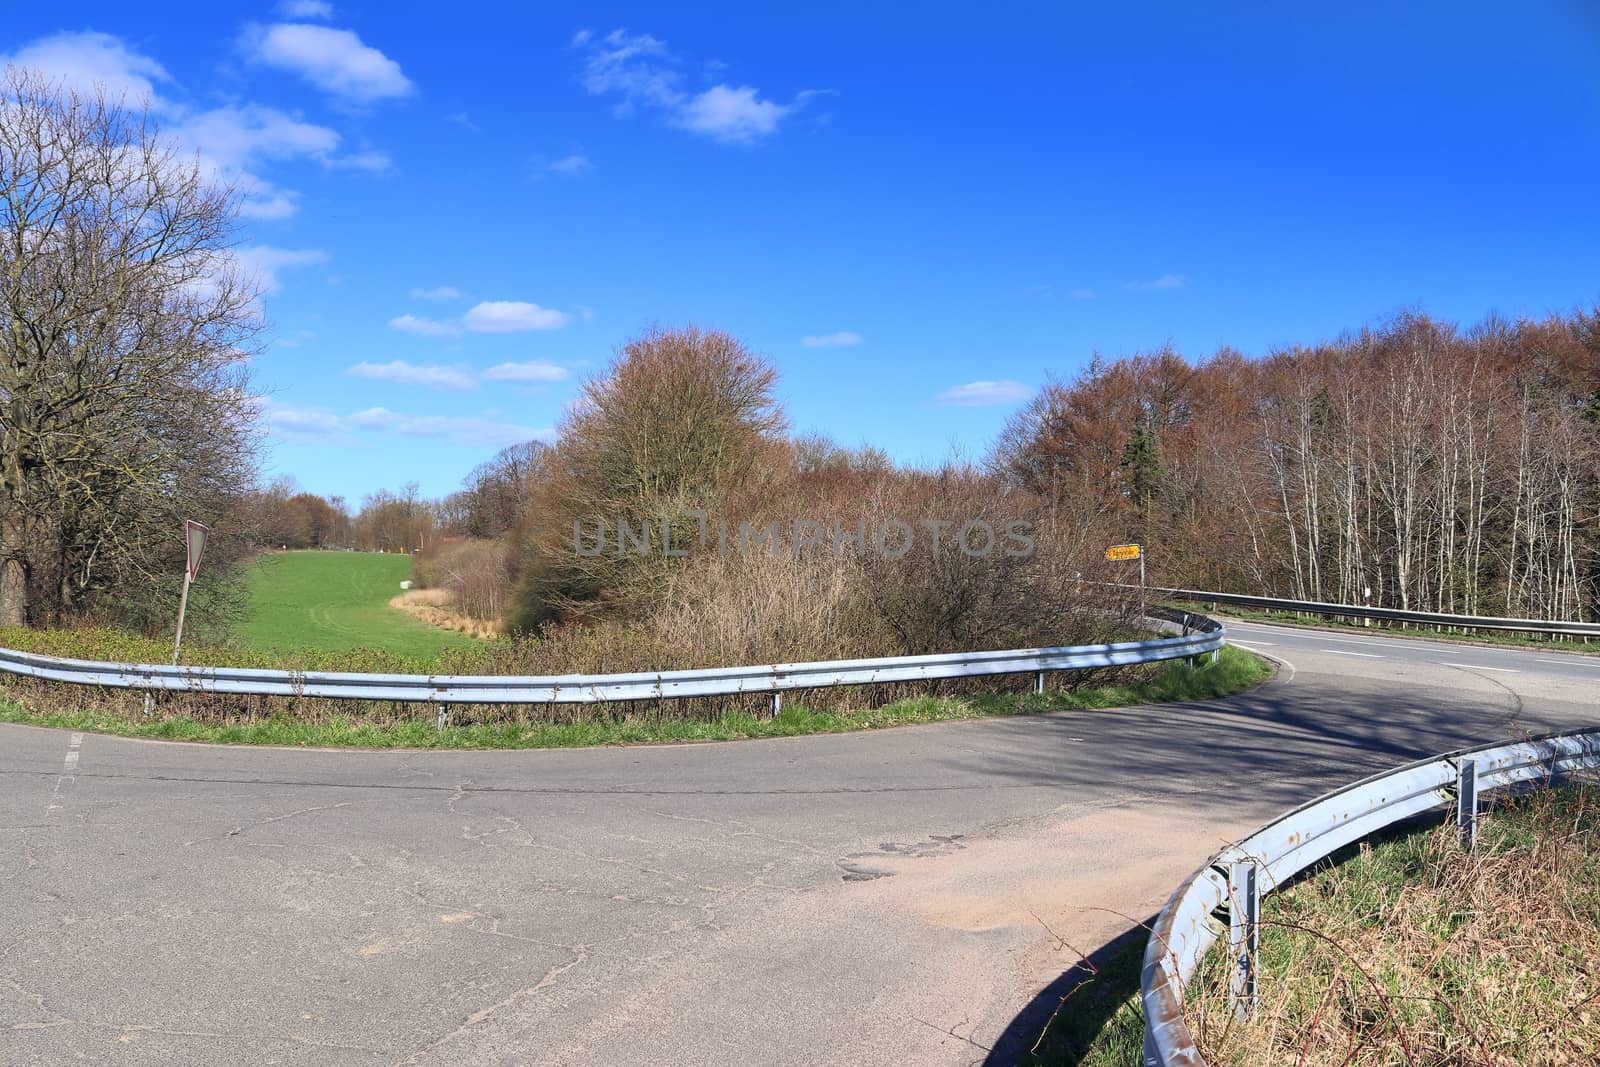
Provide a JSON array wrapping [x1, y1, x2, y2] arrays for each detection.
[[3, 627, 1597, 1066]]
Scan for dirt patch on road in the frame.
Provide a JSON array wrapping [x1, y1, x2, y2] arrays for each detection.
[[846, 801, 1259, 1002], [389, 588, 501, 640]]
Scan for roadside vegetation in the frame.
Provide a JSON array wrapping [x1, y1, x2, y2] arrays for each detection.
[[1026, 782, 1600, 1066], [0, 645, 1267, 748]]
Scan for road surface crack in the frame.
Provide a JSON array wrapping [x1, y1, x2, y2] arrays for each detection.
[[183, 801, 354, 845], [397, 946, 589, 1064]]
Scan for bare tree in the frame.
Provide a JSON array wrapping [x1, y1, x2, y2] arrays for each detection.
[[0, 67, 260, 627], [462, 439, 549, 539], [514, 325, 785, 628]]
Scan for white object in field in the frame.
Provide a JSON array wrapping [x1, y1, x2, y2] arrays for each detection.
[[400, 580, 412, 590]]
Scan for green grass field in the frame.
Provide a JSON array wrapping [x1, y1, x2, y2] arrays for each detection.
[[237, 551, 481, 658]]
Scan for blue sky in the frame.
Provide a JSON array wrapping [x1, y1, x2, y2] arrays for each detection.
[[5, 2, 1598, 502]]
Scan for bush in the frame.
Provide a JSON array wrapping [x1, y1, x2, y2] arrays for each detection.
[[512, 325, 786, 627], [413, 538, 513, 621]]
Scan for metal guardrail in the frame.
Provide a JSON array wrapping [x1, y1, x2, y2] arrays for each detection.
[[1141, 726, 1600, 1067], [1156, 586, 1600, 637], [0, 609, 1225, 708]]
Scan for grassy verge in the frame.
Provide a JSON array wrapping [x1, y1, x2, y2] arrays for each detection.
[[1178, 600, 1600, 656], [1188, 782, 1600, 1065], [0, 645, 1269, 749], [1037, 781, 1600, 1066]]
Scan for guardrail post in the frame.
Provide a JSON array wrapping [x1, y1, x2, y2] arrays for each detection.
[[1228, 858, 1260, 1017], [1456, 758, 1479, 851], [436, 705, 449, 731], [1033, 670, 1045, 695], [770, 691, 782, 719]]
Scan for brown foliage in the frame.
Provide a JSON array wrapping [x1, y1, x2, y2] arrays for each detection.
[[991, 310, 1600, 619], [513, 325, 786, 628]]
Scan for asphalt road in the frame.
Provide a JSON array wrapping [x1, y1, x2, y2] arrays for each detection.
[[3, 623, 1597, 1066]]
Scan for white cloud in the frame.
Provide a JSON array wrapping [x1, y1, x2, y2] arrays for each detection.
[[463, 301, 571, 333], [388, 300, 572, 336], [937, 380, 1033, 407], [269, 403, 555, 448], [1127, 274, 1186, 290], [408, 286, 463, 301], [397, 416, 554, 448], [546, 153, 592, 175], [172, 104, 381, 216], [576, 29, 817, 143], [323, 148, 390, 170], [262, 402, 345, 442], [247, 23, 414, 104], [387, 314, 461, 337], [802, 331, 862, 348], [6, 32, 388, 221], [271, 329, 316, 350], [235, 246, 329, 294], [580, 29, 676, 109], [347, 406, 399, 428], [483, 361, 568, 383], [675, 85, 791, 143], [346, 360, 477, 391], [349, 409, 554, 447], [176, 104, 340, 163], [234, 186, 300, 220], [278, 0, 334, 17], [1, 31, 172, 103]]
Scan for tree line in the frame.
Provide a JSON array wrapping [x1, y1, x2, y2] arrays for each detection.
[[333, 308, 1599, 641], [992, 311, 1600, 620]]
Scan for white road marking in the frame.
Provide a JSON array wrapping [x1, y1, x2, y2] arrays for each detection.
[[1226, 622, 1600, 668], [1323, 649, 1383, 658], [1448, 663, 1519, 673], [1230, 624, 1460, 655], [47, 732, 84, 812]]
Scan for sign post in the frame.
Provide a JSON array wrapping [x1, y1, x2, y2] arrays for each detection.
[[172, 520, 209, 664], [144, 520, 209, 718], [1105, 543, 1145, 611]]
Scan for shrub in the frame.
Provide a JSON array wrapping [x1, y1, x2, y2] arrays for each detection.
[[414, 538, 514, 622]]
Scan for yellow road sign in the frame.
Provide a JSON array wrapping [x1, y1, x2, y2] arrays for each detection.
[[1105, 543, 1142, 561]]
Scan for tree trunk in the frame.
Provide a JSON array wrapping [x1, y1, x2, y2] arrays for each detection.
[[0, 505, 28, 626]]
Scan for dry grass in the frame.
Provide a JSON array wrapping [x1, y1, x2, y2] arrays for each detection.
[[1186, 781, 1600, 1067], [389, 588, 503, 640]]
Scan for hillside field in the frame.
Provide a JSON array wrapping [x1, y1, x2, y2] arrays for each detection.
[[238, 551, 481, 658]]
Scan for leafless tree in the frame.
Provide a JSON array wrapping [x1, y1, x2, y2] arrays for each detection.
[[0, 67, 260, 627]]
